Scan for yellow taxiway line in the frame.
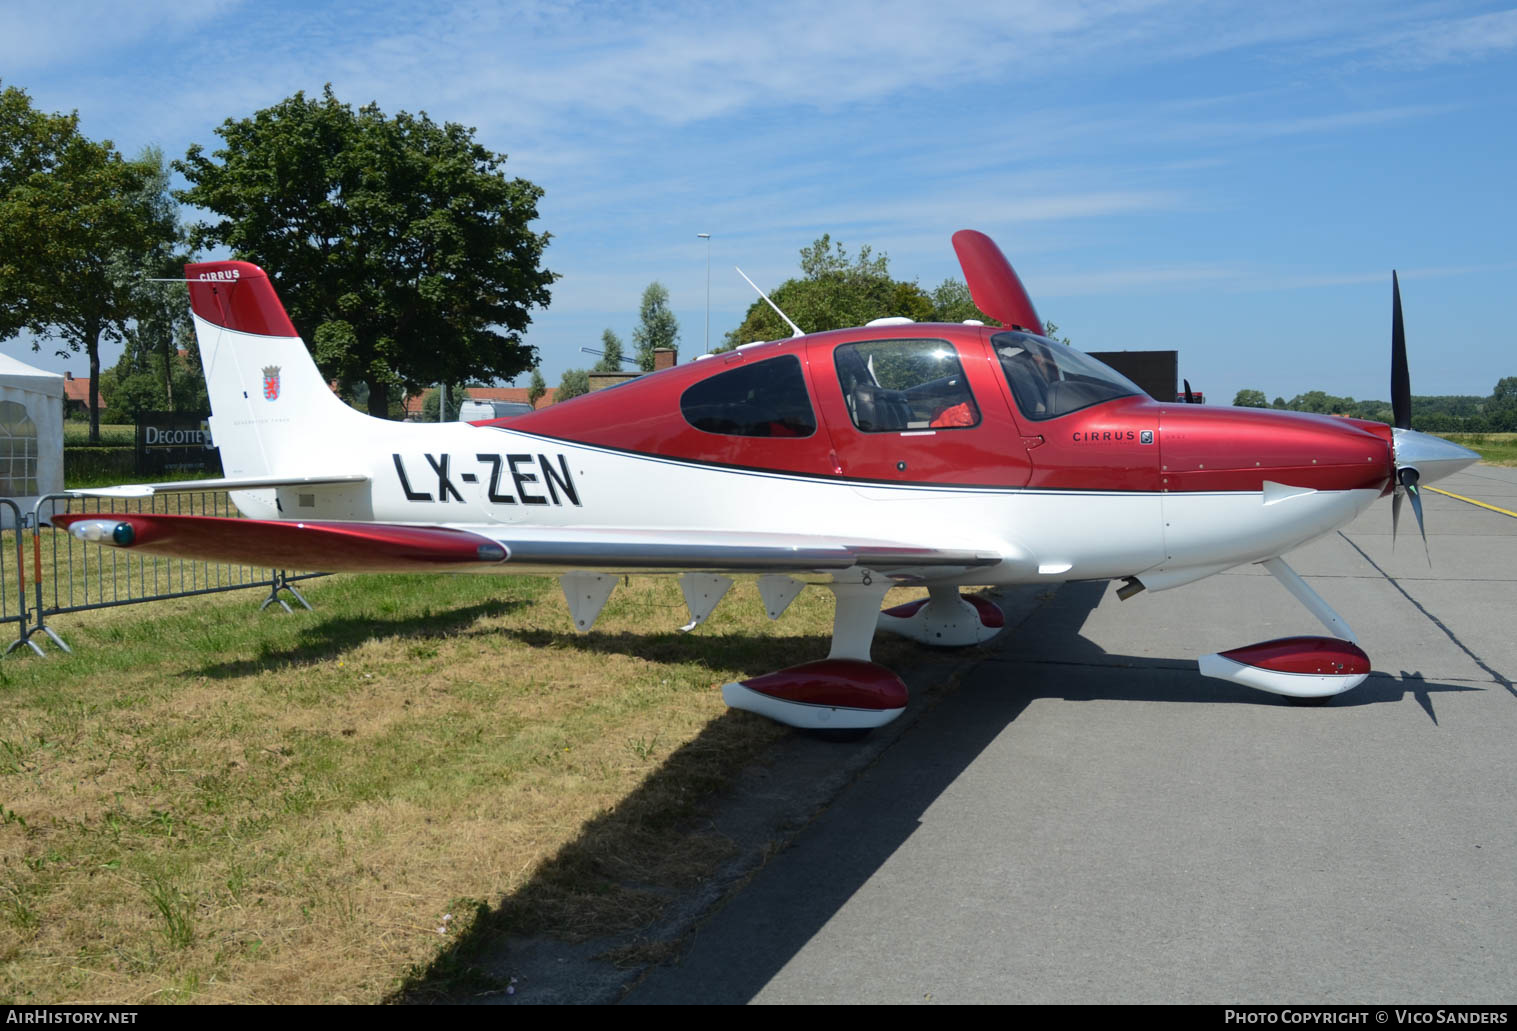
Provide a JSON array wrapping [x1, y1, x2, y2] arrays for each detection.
[[1425, 486, 1517, 520]]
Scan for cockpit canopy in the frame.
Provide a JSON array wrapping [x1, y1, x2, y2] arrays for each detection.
[[994, 331, 1143, 421]]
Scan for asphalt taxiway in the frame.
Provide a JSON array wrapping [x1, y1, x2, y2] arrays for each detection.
[[621, 466, 1516, 1004]]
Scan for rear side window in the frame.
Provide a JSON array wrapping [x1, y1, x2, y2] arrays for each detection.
[[834, 339, 980, 433], [680, 355, 817, 437]]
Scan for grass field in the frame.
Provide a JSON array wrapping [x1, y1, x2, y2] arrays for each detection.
[[1441, 432, 1517, 466], [63, 423, 136, 448], [0, 565, 929, 1004]]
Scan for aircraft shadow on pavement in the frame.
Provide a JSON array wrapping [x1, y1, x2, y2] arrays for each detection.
[[385, 577, 1488, 1003], [985, 581, 1481, 723]]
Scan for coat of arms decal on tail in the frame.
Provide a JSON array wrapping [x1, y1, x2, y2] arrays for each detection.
[[262, 366, 280, 401]]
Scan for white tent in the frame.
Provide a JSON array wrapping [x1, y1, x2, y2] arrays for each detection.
[[0, 353, 64, 527]]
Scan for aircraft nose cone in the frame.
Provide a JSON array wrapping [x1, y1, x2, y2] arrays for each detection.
[[1392, 427, 1481, 486]]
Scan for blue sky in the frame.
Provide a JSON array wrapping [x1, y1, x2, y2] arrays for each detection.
[[2, 0, 1514, 405]]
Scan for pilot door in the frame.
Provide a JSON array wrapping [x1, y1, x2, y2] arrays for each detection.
[[808, 333, 1033, 489]]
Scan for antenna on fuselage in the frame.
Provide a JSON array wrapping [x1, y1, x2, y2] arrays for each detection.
[[735, 266, 804, 338]]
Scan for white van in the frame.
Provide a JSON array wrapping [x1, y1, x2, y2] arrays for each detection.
[[458, 400, 535, 422]]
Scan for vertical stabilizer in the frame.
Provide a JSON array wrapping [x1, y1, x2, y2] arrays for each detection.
[[185, 262, 364, 480]]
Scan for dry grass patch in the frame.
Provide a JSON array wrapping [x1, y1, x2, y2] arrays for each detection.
[[0, 568, 929, 1003]]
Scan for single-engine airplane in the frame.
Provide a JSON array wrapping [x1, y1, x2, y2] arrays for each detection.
[[53, 231, 1477, 731]]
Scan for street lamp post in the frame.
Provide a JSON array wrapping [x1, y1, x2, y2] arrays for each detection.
[[697, 233, 711, 352]]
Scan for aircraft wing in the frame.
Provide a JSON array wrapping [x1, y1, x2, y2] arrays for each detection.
[[48, 513, 1004, 578], [68, 474, 370, 499]]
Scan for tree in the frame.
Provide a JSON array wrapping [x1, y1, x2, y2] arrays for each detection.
[[632, 283, 678, 371], [101, 147, 202, 418], [421, 383, 465, 421], [724, 236, 895, 348], [595, 329, 626, 372], [723, 237, 1005, 349], [0, 82, 79, 340], [556, 368, 590, 401], [1233, 389, 1269, 408], [176, 85, 556, 418], [527, 367, 547, 407], [929, 279, 999, 326], [100, 349, 207, 420], [0, 89, 180, 440]]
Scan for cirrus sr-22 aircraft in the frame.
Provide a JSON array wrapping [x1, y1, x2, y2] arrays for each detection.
[[53, 231, 1478, 733]]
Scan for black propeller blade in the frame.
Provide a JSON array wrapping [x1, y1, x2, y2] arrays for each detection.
[[1389, 271, 1430, 563], [1398, 466, 1429, 562], [1391, 271, 1411, 430], [1183, 378, 1195, 404]]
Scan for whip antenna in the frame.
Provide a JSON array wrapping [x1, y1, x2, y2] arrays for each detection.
[[735, 266, 804, 338]]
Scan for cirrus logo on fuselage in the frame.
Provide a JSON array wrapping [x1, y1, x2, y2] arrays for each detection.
[[1071, 429, 1155, 444]]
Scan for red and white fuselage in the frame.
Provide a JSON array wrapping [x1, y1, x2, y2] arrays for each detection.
[[55, 232, 1478, 726]]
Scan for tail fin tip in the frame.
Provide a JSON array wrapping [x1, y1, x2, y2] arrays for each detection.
[[184, 261, 298, 338]]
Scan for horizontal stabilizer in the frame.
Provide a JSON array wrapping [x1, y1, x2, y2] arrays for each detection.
[[50, 514, 505, 571], [69, 474, 370, 499]]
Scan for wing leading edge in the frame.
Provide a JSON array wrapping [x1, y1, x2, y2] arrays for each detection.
[[48, 514, 1005, 578]]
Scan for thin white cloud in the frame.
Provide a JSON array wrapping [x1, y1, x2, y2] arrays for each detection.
[[1157, 103, 1458, 143], [1034, 265, 1240, 296], [1332, 7, 1517, 67], [0, 0, 239, 74]]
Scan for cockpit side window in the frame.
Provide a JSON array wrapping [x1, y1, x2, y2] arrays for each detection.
[[833, 339, 980, 433], [994, 331, 1142, 421], [680, 354, 817, 437]]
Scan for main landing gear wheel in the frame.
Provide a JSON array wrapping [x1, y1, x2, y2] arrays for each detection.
[[877, 586, 1005, 648]]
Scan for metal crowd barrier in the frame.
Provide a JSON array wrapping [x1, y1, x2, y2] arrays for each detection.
[[3, 491, 324, 656], [0, 499, 29, 647]]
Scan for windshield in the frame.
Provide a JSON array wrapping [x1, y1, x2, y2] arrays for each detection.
[[993, 331, 1143, 421]]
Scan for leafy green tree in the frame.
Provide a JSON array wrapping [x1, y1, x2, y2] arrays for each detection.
[[0, 82, 80, 340], [724, 236, 902, 348], [0, 90, 180, 440], [340, 380, 408, 420], [176, 85, 556, 418], [1233, 389, 1269, 408], [1282, 390, 1354, 415], [632, 283, 679, 371], [100, 345, 208, 421], [595, 329, 626, 372], [421, 383, 466, 421], [527, 367, 547, 407], [928, 279, 999, 325], [556, 368, 590, 401], [724, 239, 1017, 349], [103, 148, 203, 417]]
